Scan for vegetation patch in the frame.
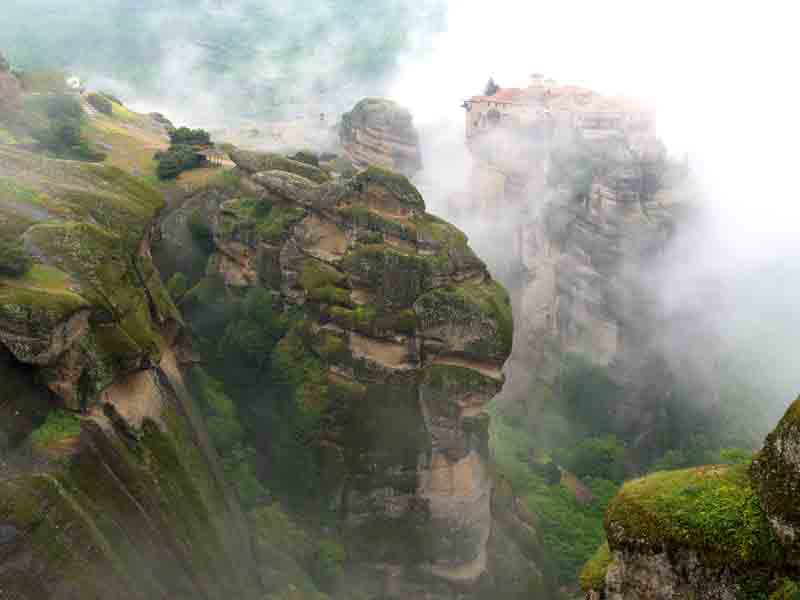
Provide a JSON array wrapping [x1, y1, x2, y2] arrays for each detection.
[[490, 411, 618, 584], [0, 238, 32, 276], [0, 282, 89, 327], [299, 259, 348, 300], [30, 410, 82, 447], [352, 166, 424, 211], [415, 279, 513, 359], [219, 196, 305, 245], [338, 204, 416, 241], [155, 126, 213, 180], [606, 463, 782, 568], [27, 94, 106, 161], [579, 542, 612, 592]]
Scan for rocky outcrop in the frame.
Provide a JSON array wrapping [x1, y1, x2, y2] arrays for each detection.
[[583, 396, 800, 599], [164, 149, 551, 598], [0, 147, 261, 599], [0, 52, 22, 115], [461, 93, 699, 463], [752, 397, 800, 563], [339, 98, 422, 177]]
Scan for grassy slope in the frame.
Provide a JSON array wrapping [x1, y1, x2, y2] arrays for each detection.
[[80, 94, 227, 192]]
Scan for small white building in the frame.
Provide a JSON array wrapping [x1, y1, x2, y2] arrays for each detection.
[[66, 76, 82, 91]]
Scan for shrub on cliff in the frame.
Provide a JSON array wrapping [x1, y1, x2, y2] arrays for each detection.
[[579, 542, 611, 593], [564, 436, 626, 482], [187, 208, 215, 253], [0, 238, 32, 277], [29, 94, 105, 161], [312, 539, 346, 591], [156, 144, 204, 179], [169, 126, 211, 146], [561, 354, 620, 435], [165, 271, 188, 301], [189, 367, 267, 507], [219, 287, 287, 371]]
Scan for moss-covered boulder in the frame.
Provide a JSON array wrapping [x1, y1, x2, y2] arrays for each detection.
[[596, 462, 786, 599], [752, 396, 800, 563], [580, 542, 612, 594]]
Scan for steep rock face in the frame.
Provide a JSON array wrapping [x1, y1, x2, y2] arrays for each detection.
[[583, 396, 800, 599], [463, 105, 697, 461], [0, 147, 261, 599], [167, 150, 551, 598], [752, 396, 800, 562], [339, 98, 422, 177]]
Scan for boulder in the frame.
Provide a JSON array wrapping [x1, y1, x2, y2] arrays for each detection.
[[752, 396, 800, 563], [339, 98, 422, 177]]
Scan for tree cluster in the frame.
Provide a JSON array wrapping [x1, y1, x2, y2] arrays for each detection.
[[0, 238, 32, 277], [31, 95, 105, 161], [155, 126, 212, 179], [168, 126, 211, 146]]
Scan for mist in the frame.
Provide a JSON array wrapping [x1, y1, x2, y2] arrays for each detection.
[[0, 0, 445, 128], [386, 0, 800, 425], [3, 0, 798, 416]]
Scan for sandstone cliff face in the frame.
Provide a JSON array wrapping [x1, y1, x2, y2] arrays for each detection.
[[0, 147, 261, 599], [582, 396, 800, 599], [339, 98, 422, 177], [156, 149, 553, 598], [463, 109, 698, 461]]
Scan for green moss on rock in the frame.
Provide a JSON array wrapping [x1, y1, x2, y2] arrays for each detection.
[[751, 395, 800, 561], [219, 197, 306, 246], [30, 409, 81, 448], [230, 150, 331, 184], [272, 325, 330, 422], [0, 284, 89, 330], [299, 259, 346, 291], [351, 166, 425, 212], [579, 542, 612, 592], [337, 204, 417, 241], [414, 279, 513, 361], [299, 259, 350, 306], [605, 463, 781, 569], [327, 305, 416, 337]]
